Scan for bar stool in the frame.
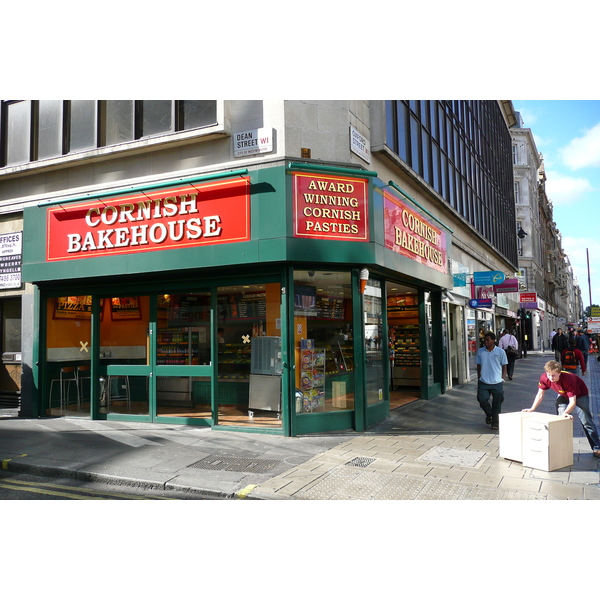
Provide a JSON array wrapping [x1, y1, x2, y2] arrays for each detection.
[[48, 366, 80, 414], [107, 375, 131, 412], [77, 364, 91, 407]]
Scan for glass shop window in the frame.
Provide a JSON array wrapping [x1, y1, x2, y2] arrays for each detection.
[[2, 298, 21, 353], [293, 270, 354, 414]]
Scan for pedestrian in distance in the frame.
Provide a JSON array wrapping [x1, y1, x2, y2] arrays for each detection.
[[551, 327, 568, 361], [561, 342, 586, 375], [498, 328, 518, 380], [476, 331, 508, 430], [575, 329, 590, 368], [522, 360, 600, 459]]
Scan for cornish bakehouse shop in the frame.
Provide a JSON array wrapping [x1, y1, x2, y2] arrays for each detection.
[[22, 163, 452, 436]]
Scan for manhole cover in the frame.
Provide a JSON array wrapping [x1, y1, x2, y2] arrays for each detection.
[[188, 455, 282, 473], [416, 447, 487, 468], [345, 456, 377, 468]]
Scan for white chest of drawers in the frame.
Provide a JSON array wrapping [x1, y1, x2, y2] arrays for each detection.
[[499, 412, 573, 471]]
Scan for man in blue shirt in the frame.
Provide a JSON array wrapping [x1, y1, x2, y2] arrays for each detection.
[[476, 331, 508, 430]]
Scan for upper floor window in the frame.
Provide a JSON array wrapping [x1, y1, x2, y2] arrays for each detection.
[[512, 144, 518, 164], [384, 100, 517, 267], [517, 221, 524, 256], [1, 100, 217, 167], [4, 101, 31, 166], [514, 181, 520, 204]]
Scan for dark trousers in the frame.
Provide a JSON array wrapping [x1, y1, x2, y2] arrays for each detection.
[[477, 381, 504, 425], [506, 354, 517, 377]]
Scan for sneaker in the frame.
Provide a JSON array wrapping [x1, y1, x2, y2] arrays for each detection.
[[485, 415, 492, 425], [593, 450, 600, 459], [491, 423, 499, 430]]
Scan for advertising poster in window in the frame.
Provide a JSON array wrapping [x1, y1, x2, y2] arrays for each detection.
[[54, 296, 93, 319], [110, 297, 141, 320]]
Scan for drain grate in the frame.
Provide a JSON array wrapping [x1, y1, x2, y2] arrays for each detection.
[[345, 456, 377, 468], [188, 455, 282, 474]]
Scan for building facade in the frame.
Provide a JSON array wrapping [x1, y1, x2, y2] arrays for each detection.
[[1, 100, 527, 435], [511, 116, 545, 350], [510, 114, 585, 351]]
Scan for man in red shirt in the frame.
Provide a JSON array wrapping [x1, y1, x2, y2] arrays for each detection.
[[523, 360, 600, 458]]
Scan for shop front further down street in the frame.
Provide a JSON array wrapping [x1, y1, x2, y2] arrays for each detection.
[[22, 162, 453, 436]]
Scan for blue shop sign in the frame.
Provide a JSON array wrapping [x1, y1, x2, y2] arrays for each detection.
[[473, 271, 505, 286], [468, 299, 493, 308]]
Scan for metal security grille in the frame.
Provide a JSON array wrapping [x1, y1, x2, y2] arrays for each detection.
[[188, 455, 281, 474], [345, 456, 377, 468]]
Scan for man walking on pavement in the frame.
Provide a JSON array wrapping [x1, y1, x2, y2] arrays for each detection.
[[498, 328, 518, 380], [576, 329, 590, 368], [476, 331, 508, 430], [551, 327, 568, 361], [523, 360, 600, 458]]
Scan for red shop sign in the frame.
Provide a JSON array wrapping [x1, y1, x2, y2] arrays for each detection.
[[519, 293, 537, 304], [383, 190, 448, 274], [46, 178, 251, 262], [292, 172, 369, 241]]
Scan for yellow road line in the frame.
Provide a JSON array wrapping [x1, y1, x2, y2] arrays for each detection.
[[1, 478, 172, 500], [0, 482, 105, 500], [1, 454, 27, 470], [236, 484, 257, 499]]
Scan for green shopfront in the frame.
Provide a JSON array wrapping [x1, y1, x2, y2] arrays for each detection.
[[22, 163, 453, 436]]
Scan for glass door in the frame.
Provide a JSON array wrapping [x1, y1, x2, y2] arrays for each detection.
[[154, 291, 212, 423], [364, 278, 385, 407], [215, 282, 282, 430], [386, 281, 421, 408], [45, 296, 92, 417], [98, 296, 151, 417]]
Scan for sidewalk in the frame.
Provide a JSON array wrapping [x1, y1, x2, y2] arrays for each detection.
[[1, 350, 599, 500]]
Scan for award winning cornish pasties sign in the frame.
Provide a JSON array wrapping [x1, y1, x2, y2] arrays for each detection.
[[46, 178, 250, 261], [383, 189, 447, 274], [293, 172, 369, 241]]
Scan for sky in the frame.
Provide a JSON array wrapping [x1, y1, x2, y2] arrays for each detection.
[[512, 101, 600, 312]]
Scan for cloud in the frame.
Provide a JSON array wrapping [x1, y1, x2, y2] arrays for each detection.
[[545, 170, 593, 205], [561, 122, 600, 169], [532, 132, 552, 150]]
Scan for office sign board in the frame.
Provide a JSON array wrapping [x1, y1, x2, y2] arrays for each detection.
[[0, 231, 22, 289]]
